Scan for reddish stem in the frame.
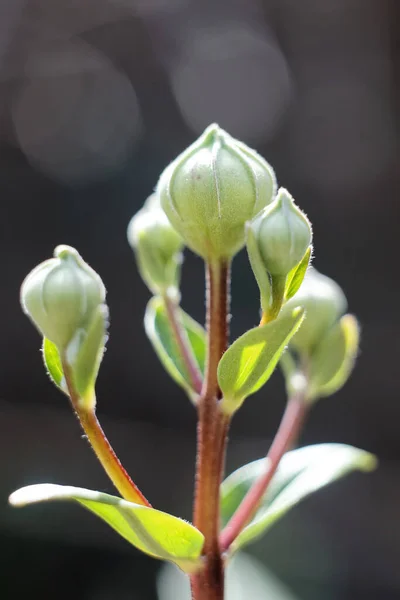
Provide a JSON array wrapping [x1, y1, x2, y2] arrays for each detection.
[[191, 261, 230, 600], [62, 359, 151, 507], [163, 294, 203, 395], [219, 393, 307, 553]]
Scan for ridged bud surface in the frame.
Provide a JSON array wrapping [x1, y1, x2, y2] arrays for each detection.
[[158, 124, 276, 260], [21, 246, 106, 351]]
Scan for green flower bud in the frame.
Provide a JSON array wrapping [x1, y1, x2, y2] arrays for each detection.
[[248, 188, 312, 278], [158, 123, 276, 261], [127, 194, 183, 298], [21, 246, 106, 352], [282, 268, 347, 354], [307, 314, 360, 402]]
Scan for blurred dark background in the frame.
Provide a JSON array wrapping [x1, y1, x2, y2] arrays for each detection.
[[1, 0, 399, 598]]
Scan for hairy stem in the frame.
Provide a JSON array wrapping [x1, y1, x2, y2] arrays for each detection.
[[220, 391, 307, 552], [191, 261, 230, 600], [163, 294, 203, 395], [62, 359, 150, 506]]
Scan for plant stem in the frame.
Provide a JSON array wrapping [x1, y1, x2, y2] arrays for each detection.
[[61, 359, 151, 507], [219, 391, 307, 553], [191, 261, 230, 600], [163, 294, 203, 395]]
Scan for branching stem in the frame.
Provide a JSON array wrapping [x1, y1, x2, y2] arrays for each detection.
[[163, 294, 203, 395], [219, 391, 307, 553]]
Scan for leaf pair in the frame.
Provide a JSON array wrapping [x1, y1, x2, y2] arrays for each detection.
[[145, 297, 306, 415], [9, 444, 376, 569], [9, 484, 204, 573], [43, 304, 107, 409], [221, 443, 377, 554]]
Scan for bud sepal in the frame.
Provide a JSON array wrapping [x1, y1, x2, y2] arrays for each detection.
[[65, 304, 109, 409], [42, 337, 67, 394], [284, 246, 312, 302], [245, 222, 272, 315]]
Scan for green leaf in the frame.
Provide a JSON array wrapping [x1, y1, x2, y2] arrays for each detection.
[[220, 443, 377, 553], [285, 246, 312, 301], [218, 307, 305, 414], [42, 337, 66, 393], [42, 307, 108, 407], [144, 297, 205, 398], [245, 224, 272, 314], [308, 314, 359, 401], [66, 305, 108, 407], [9, 484, 204, 573]]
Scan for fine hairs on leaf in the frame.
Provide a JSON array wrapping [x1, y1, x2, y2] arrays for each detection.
[[218, 306, 305, 414], [42, 337, 65, 391], [11, 124, 375, 600], [9, 484, 204, 573]]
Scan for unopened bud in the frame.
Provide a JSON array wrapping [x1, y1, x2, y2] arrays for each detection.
[[307, 314, 360, 401], [282, 268, 347, 354], [21, 246, 106, 352], [248, 188, 312, 278], [158, 123, 276, 261], [127, 194, 183, 297]]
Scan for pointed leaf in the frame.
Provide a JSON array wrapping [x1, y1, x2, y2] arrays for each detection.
[[42, 337, 67, 393], [66, 305, 108, 407], [219, 307, 305, 414], [308, 314, 359, 401], [9, 484, 204, 572], [285, 246, 312, 301], [246, 224, 272, 314], [144, 297, 205, 398], [221, 444, 377, 553]]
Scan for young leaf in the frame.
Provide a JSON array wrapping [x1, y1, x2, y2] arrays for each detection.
[[220, 444, 377, 554], [308, 314, 359, 401], [285, 246, 312, 301], [9, 484, 204, 573], [42, 337, 66, 393], [67, 305, 108, 407], [245, 224, 272, 314], [218, 307, 305, 414], [144, 297, 205, 398]]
